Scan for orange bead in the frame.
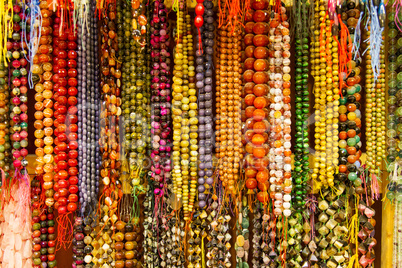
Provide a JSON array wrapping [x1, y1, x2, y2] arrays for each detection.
[[339, 131, 347, 140], [253, 146, 266, 158], [253, 109, 266, 121], [253, 121, 267, 134], [256, 170, 269, 183], [254, 96, 267, 109], [252, 134, 265, 145], [253, 84, 268, 96], [244, 94, 256, 106]]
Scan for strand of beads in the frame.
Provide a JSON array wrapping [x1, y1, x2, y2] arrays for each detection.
[[385, 4, 402, 202], [33, 1, 54, 209], [9, 4, 29, 172], [31, 177, 45, 267], [288, 0, 310, 264], [52, 15, 79, 231], [216, 17, 242, 196], [171, 0, 185, 210], [268, 1, 292, 218], [242, 0, 270, 202], [98, 3, 122, 267], [311, 0, 328, 190], [0, 58, 11, 175], [197, 0, 214, 212], [72, 217, 85, 267], [235, 197, 249, 267], [171, 0, 198, 220], [143, 183, 160, 267], [150, 0, 171, 207], [357, 170, 377, 267], [366, 32, 386, 179], [251, 205, 263, 267]]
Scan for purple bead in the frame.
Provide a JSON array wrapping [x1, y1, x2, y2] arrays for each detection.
[[199, 200, 207, 208], [206, 177, 214, 185], [198, 185, 205, 193]]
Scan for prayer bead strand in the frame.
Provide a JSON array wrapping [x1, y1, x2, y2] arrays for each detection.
[[34, 1, 54, 208]]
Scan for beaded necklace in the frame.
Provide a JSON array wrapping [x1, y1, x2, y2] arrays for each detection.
[[150, 0, 171, 213], [242, 0, 270, 203], [197, 0, 214, 212], [216, 18, 241, 197], [268, 0, 292, 219], [76, 1, 100, 265], [52, 10, 79, 247], [386, 2, 402, 203], [0, 59, 10, 175], [9, 2, 29, 173], [386, 3, 401, 170], [172, 0, 198, 221], [288, 0, 310, 264], [33, 0, 54, 209], [365, 32, 385, 184], [251, 205, 263, 267], [98, 3, 122, 267]]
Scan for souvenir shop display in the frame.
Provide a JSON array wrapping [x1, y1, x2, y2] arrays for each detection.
[[3, 0, 402, 266]]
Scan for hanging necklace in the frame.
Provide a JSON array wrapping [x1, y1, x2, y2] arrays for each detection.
[[52, 10, 79, 248], [288, 0, 310, 264], [0, 57, 11, 175], [268, 0, 292, 219], [242, 0, 270, 203], [172, 0, 198, 221], [150, 0, 171, 214], [98, 3, 123, 267]]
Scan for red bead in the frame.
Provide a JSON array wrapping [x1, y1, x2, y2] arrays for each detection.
[[68, 50, 77, 59], [69, 124, 78, 133], [68, 150, 78, 159], [67, 59, 77, 68], [67, 68, 77, 77], [68, 87, 78, 96], [68, 77, 78, 87], [67, 96, 77, 106], [58, 133, 67, 142], [194, 15, 204, 28], [195, 3, 205, 16], [58, 50, 67, 59], [69, 141, 78, 150], [68, 105, 78, 114], [67, 203, 77, 212], [69, 176, 78, 185], [57, 59, 67, 68], [68, 167, 78, 176], [68, 132, 77, 141], [58, 180, 69, 189], [58, 206, 67, 214], [69, 184, 79, 194], [67, 41, 77, 50], [58, 197, 68, 206], [57, 96, 67, 105], [58, 41, 67, 50], [58, 68, 67, 77], [69, 115, 78, 124], [57, 161, 68, 170], [57, 105, 67, 114], [68, 194, 78, 203], [57, 152, 67, 161], [68, 159, 78, 168]]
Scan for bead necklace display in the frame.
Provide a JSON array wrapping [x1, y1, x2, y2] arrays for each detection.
[[0, 53, 11, 175], [366, 30, 386, 180], [386, 3, 401, 170], [172, 0, 198, 220], [386, 4, 402, 204], [288, 0, 310, 264], [77, 0, 100, 222], [98, 3, 122, 267], [242, 0, 270, 202], [338, 6, 363, 186], [251, 205, 263, 267], [9, 3, 29, 173], [268, 1, 292, 217], [143, 183, 160, 267], [235, 197, 249, 267], [72, 217, 85, 267], [197, 0, 214, 211], [33, 0, 54, 208], [216, 16, 241, 196], [52, 13, 79, 247], [150, 0, 171, 211], [311, 0, 334, 190]]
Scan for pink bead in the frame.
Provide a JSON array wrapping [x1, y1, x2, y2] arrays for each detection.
[[13, 150, 21, 159], [13, 78, 21, 87], [12, 132, 21, 141], [13, 159, 21, 168], [12, 97, 21, 105], [20, 86, 27, 94], [20, 113, 28, 121], [20, 103, 28, 112], [20, 148, 28, 157], [12, 60, 20, 68]]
